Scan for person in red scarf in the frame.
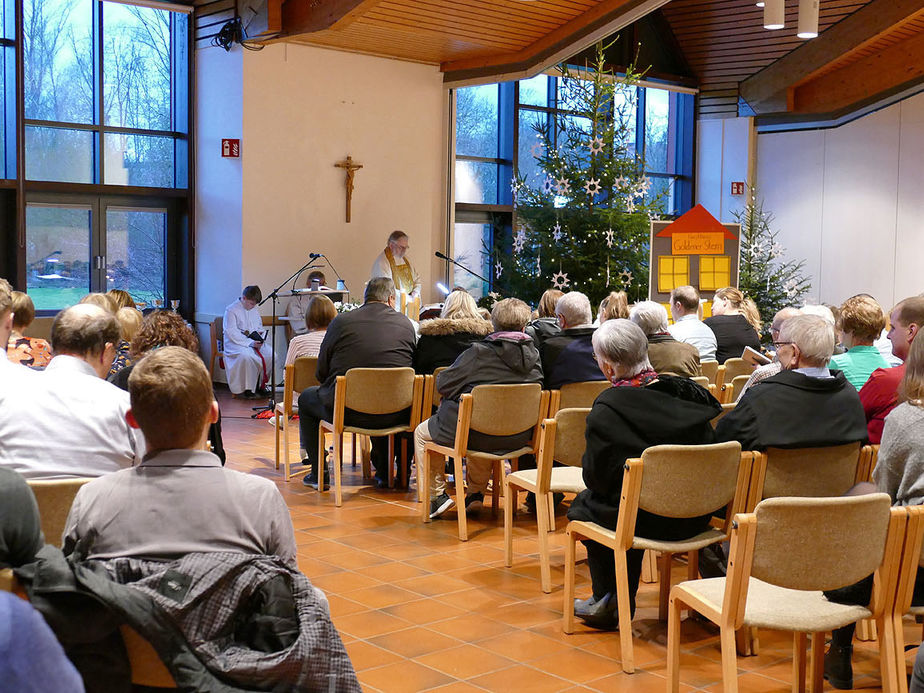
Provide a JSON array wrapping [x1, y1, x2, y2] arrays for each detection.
[[568, 319, 722, 629]]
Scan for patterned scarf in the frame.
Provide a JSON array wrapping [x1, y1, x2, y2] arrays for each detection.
[[609, 368, 659, 388]]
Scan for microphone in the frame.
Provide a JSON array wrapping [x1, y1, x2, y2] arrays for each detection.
[[309, 252, 323, 259], [434, 251, 450, 261]]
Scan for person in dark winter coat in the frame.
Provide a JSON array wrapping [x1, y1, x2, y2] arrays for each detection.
[[716, 314, 868, 451], [540, 291, 601, 390], [567, 319, 721, 629], [525, 289, 563, 349], [415, 298, 543, 518], [413, 290, 492, 375]]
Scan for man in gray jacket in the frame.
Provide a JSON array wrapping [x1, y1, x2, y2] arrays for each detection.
[[414, 298, 543, 518]]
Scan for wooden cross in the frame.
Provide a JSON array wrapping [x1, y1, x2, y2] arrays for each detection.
[[334, 155, 363, 223]]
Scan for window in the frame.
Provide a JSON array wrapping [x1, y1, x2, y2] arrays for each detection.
[[699, 255, 731, 291], [657, 255, 689, 293]]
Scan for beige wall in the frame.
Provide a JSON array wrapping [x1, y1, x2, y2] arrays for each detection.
[[241, 44, 448, 306]]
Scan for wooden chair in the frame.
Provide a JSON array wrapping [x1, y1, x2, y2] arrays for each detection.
[[274, 356, 319, 481], [208, 316, 225, 382], [27, 478, 92, 548], [691, 375, 710, 389], [667, 494, 907, 693], [422, 366, 449, 415], [890, 505, 924, 693], [700, 360, 719, 384], [722, 374, 751, 404], [420, 383, 549, 541], [504, 407, 590, 593], [710, 402, 736, 428], [563, 441, 751, 674], [0, 569, 176, 688], [318, 367, 423, 506], [400, 293, 421, 321], [548, 380, 609, 415]]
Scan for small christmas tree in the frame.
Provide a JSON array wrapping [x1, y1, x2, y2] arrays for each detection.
[[735, 188, 812, 338], [491, 43, 665, 305]]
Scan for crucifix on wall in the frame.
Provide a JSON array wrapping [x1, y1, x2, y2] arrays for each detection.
[[334, 155, 363, 223]]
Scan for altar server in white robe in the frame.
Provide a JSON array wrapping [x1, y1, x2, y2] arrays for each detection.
[[223, 285, 276, 397]]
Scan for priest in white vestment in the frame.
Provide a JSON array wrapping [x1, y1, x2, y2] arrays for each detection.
[[370, 230, 420, 299], [223, 285, 276, 396]]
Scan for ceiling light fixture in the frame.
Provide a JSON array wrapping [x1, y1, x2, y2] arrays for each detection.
[[797, 0, 819, 38], [763, 0, 785, 29]]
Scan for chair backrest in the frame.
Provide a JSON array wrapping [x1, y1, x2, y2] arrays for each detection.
[[700, 360, 719, 384], [534, 408, 590, 494], [750, 494, 892, 592], [758, 441, 862, 503], [691, 376, 710, 389], [343, 367, 417, 415], [210, 316, 223, 352], [431, 366, 448, 408], [636, 441, 744, 519], [555, 380, 609, 412], [0, 568, 15, 592], [469, 383, 543, 437], [710, 402, 736, 428], [27, 478, 92, 548], [722, 357, 753, 380], [292, 356, 320, 391], [728, 374, 750, 401]]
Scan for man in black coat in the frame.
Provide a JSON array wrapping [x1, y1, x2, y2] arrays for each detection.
[[297, 277, 417, 488], [716, 314, 868, 451], [540, 291, 601, 390]]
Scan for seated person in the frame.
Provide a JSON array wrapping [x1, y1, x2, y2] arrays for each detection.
[[0, 467, 42, 568], [667, 285, 717, 361], [286, 270, 327, 335], [830, 294, 889, 390], [568, 319, 721, 628], [297, 277, 416, 488], [106, 289, 136, 310], [6, 291, 51, 368], [716, 314, 867, 451], [859, 296, 924, 443], [704, 287, 762, 363], [285, 294, 336, 365], [415, 298, 543, 518], [630, 301, 700, 378], [63, 347, 297, 568], [414, 289, 492, 375], [525, 289, 563, 348], [79, 292, 118, 315], [107, 306, 143, 379], [596, 290, 629, 325], [0, 304, 144, 479], [735, 306, 801, 401], [540, 291, 600, 390], [223, 285, 277, 398]]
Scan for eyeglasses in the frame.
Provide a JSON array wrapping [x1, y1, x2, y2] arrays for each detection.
[[772, 341, 793, 349]]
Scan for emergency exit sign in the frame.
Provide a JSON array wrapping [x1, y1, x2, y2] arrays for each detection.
[[730, 181, 745, 195], [221, 139, 240, 158]]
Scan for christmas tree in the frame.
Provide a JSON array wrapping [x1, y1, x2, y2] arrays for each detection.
[[490, 43, 665, 305], [735, 188, 812, 338]]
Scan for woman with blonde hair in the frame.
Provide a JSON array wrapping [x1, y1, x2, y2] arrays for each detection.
[[108, 307, 144, 378], [79, 292, 118, 314], [284, 294, 337, 365], [107, 289, 136, 310], [414, 289, 491, 374], [703, 286, 762, 363], [597, 290, 629, 324], [525, 288, 563, 347], [6, 292, 51, 368]]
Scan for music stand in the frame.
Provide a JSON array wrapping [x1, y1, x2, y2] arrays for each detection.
[[251, 259, 322, 417]]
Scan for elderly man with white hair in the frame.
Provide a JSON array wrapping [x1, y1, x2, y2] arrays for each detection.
[[629, 301, 700, 378], [716, 314, 867, 451], [734, 305, 802, 401], [539, 291, 601, 390]]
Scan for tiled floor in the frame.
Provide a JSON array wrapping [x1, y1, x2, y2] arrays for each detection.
[[219, 390, 908, 692]]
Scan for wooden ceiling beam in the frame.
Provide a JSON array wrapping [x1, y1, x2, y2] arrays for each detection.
[[440, 0, 670, 87], [280, 0, 385, 38], [739, 0, 924, 113], [789, 31, 924, 114]]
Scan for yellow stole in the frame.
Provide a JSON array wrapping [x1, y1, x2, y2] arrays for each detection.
[[385, 247, 415, 294]]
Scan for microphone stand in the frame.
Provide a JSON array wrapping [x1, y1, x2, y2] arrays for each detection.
[[251, 258, 321, 418], [436, 252, 490, 284]]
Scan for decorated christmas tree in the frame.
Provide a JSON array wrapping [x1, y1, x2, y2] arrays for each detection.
[[489, 44, 665, 305], [735, 188, 811, 337]]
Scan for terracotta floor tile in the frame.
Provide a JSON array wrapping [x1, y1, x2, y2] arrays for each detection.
[[321, 548, 391, 570], [324, 594, 367, 618], [424, 683, 485, 692], [381, 597, 467, 625], [468, 664, 572, 692], [414, 643, 515, 679], [528, 647, 625, 683], [362, 561, 430, 583], [310, 570, 382, 594], [295, 556, 343, 579], [342, 640, 403, 671], [368, 626, 462, 658], [476, 629, 575, 662], [486, 601, 562, 629], [343, 583, 424, 609], [357, 660, 453, 693], [434, 613, 516, 643], [395, 573, 474, 597], [585, 670, 695, 692], [332, 609, 413, 639], [701, 671, 793, 692]]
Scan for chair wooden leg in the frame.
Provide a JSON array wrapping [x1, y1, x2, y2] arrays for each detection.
[[317, 426, 326, 493], [687, 550, 699, 580], [361, 436, 372, 480], [400, 436, 408, 488], [667, 591, 683, 693], [283, 414, 291, 481], [659, 551, 673, 623], [454, 455, 468, 541], [563, 527, 576, 634], [504, 481, 515, 567], [351, 432, 357, 467], [614, 548, 635, 673], [491, 462, 501, 516], [877, 615, 903, 693], [333, 431, 343, 507], [809, 631, 824, 693], [387, 435, 395, 488], [720, 626, 739, 693], [641, 550, 658, 584], [536, 488, 552, 594], [546, 493, 555, 533], [793, 632, 807, 693], [274, 413, 281, 470]]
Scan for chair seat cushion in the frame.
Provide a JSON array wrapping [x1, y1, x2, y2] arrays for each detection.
[[466, 446, 534, 461], [632, 527, 727, 553], [678, 577, 872, 631], [507, 467, 586, 494]]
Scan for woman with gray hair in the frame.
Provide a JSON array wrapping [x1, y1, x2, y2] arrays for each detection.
[[568, 319, 721, 629]]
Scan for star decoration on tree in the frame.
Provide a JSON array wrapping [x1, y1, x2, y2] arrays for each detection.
[[583, 178, 601, 195], [588, 136, 604, 155], [551, 271, 570, 290], [541, 177, 555, 194], [619, 269, 633, 286], [552, 222, 563, 242], [495, 263, 503, 278], [605, 228, 615, 248], [555, 177, 571, 195], [614, 176, 627, 189], [530, 138, 544, 159], [513, 229, 527, 254]]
